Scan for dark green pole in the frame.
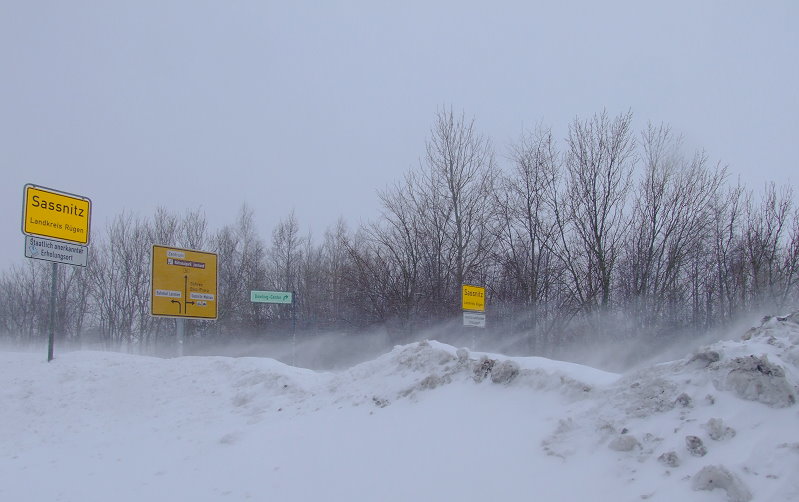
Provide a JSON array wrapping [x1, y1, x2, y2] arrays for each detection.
[[47, 261, 57, 362], [291, 291, 296, 366]]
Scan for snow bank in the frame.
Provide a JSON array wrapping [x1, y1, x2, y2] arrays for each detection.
[[541, 313, 799, 501], [1, 315, 798, 501]]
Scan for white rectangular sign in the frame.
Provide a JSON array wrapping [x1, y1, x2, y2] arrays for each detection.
[[25, 235, 88, 267], [251, 290, 293, 304], [463, 311, 486, 328], [155, 289, 182, 298]]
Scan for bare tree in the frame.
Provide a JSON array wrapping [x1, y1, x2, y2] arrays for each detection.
[[296, 230, 324, 330], [424, 107, 497, 311], [271, 210, 301, 292], [620, 124, 725, 328], [709, 182, 747, 321], [0, 262, 46, 343], [781, 206, 799, 306], [415, 163, 455, 318], [212, 204, 266, 334], [744, 183, 792, 307], [553, 110, 636, 311], [323, 219, 361, 327], [371, 172, 426, 332], [266, 210, 303, 330], [150, 206, 179, 247], [343, 228, 394, 328], [88, 212, 152, 349], [179, 208, 209, 250], [494, 126, 561, 346]]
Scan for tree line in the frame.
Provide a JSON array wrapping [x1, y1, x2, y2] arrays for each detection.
[[1, 109, 797, 357]]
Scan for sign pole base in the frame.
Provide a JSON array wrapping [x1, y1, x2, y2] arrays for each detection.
[[292, 291, 296, 366], [176, 318, 185, 357]]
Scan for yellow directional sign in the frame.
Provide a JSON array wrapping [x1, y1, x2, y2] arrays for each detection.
[[22, 184, 91, 245], [151, 245, 218, 319], [462, 284, 485, 312]]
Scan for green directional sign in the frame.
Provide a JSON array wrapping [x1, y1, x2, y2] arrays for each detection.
[[251, 290, 293, 304]]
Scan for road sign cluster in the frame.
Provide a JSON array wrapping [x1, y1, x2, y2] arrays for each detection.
[[21, 183, 225, 361], [21, 184, 93, 361], [20, 183, 489, 361]]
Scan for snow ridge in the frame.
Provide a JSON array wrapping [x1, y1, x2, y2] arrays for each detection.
[[542, 314, 799, 502], [2, 315, 798, 501]]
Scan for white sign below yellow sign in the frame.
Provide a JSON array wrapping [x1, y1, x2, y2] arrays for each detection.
[[463, 311, 486, 328], [25, 235, 88, 267]]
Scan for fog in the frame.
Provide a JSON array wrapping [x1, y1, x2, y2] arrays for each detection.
[[62, 310, 768, 375], [5, 299, 785, 378]]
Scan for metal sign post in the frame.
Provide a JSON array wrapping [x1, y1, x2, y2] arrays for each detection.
[[176, 318, 185, 357], [47, 262, 57, 362], [150, 245, 219, 357], [292, 291, 297, 366], [251, 290, 297, 366], [21, 184, 92, 362], [462, 284, 486, 350]]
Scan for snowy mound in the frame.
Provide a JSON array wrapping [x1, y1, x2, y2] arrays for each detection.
[[606, 314, 799, 419], [337, 339, 619, 409], [1, 316, 798, 502], [543, 314, 799, 502]]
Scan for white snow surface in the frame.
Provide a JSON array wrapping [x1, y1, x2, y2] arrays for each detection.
[[2, 316, 799, 502]]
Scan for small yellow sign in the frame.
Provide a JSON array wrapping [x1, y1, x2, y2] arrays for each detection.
[[22, 185, 91, 245], [151, 245, 218, 319], [462, 284, 485, 312]]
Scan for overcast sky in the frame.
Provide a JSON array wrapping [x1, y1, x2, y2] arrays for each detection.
[[2, 1, 797, 269]]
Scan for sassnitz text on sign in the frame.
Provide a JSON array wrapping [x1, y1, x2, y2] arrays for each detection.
[[22, 184, 91, 245]]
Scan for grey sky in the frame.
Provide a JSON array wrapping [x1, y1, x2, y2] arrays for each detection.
[[2, 1, 797, 269]]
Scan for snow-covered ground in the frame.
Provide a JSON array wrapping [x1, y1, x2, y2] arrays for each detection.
[[2, 316, 798, 502]]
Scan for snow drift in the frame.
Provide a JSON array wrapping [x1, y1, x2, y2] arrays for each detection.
[[1, 315, 798, 501]]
